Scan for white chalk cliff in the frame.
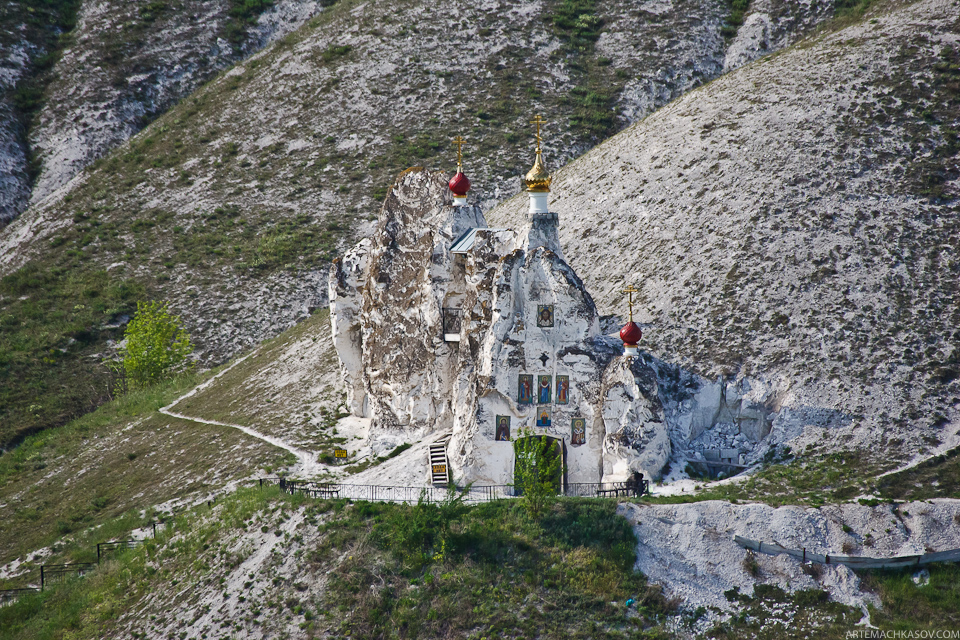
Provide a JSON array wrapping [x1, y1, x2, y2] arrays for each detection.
[[330, 165, 779, 486]]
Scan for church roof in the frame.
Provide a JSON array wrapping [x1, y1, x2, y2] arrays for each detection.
[[450, 227, 508, 254]]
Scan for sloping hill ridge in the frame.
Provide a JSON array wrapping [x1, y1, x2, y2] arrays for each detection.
[[0, 0, 328, 225], [0, 0, 834, 445], [489, 0, 960, 461]]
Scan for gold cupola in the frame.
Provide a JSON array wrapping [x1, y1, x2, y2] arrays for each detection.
[[524, 114, 551, 193]]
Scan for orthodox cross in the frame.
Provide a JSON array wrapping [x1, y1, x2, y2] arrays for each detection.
[[622, 285, 640, 322], [530, 115, 547, 153], [452, 135, 466, 171]]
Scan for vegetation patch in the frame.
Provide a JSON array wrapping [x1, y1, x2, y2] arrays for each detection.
[[2, 0, 82, 155], [721, 0, 749, 40], [0, 264, 145, 447], [546, 0, 623, 142], [291, 496, 674, 639], [862, 563, 960, 630], [710, 583, 858, 639], [650, 450, 894, 508], [0, 371, 293, 567], [875, 445, 960, 501]]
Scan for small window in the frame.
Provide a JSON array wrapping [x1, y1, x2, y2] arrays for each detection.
[[442, 308, 462, 342]]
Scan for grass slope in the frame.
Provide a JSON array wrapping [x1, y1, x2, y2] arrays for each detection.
[[174, 308, 347, 455], [0, 368, 294, 570], [0, 303, 346, 569], [2, 485, 958, 639]]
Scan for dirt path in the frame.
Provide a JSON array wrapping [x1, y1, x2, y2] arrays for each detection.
[[159, 355, 323, 477]]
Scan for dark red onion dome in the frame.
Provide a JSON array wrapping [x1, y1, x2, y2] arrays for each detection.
[[620, 321, 642, 345], [449, 171, 471, 196]]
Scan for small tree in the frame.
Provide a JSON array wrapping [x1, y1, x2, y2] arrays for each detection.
[[118, 300, 193, 392], [513, 428, 564, 519]]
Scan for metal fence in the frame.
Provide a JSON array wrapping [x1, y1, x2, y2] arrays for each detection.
[[735, 535, 960, 569], [261, 477, 649, 503], [97, 540, 143, 563], [39, 563, 97, 589], [0, 588, 40, 604]]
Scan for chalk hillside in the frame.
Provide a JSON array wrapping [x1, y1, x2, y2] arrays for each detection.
[[489, 0, 960, 462]]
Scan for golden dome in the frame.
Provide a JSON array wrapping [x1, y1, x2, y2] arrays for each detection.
[[524, 150, 551, 192]]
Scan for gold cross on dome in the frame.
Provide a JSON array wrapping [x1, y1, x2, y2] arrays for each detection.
[[622, 285, 640, 322], [452, 135, 466, 170], [530, 114, 547, 153]]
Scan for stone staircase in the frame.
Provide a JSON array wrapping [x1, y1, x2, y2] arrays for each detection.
[[429, 433, 452, 485]]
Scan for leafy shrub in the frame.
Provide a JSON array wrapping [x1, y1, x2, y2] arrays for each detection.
[[117, 301, 193, 392], [513, 428, 564, 519], [742, 550, 761, 577]]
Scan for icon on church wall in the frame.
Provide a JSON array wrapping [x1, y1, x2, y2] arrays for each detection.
[[495, 415, 511, 441], [536, 407, 552, 428], [556, 375, 569, 404], [571, 417, 586, 445], [518, 374, 533, 404], [538, 375, 552, 404], [536, 304, 554, 328]]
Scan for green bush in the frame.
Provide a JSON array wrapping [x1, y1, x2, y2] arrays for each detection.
[[117, 301, 193, 392], [513, 428, 564, 519]]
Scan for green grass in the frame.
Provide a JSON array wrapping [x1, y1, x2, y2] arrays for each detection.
[[322, 497, 674, 639], [0, 370, 294, 567], [708, 582, 858, 638], [876, 445, 960, 502], [721, 0, 750, 39], [0, 488, 675, 639], [0, 258, 146, 448], [0, 485, 289, 640], [2, 0, 82, 147], [649, 450, 890, 508], [173, 308, 345, 452], [863, 563, 960, 630], [2, 485, 958, 639]]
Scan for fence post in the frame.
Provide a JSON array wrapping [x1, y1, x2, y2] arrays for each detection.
[[40, 565, 44, 591]]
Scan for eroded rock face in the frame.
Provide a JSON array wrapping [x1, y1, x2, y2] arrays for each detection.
[[618, 499, 960, 614], [331, 169, 680, 484], [25, 0, 325, 210], [330, 169, 485, 435], [723, 0, 834, 73]]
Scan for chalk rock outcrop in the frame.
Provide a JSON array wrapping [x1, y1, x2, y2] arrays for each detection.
[[330, 169, 673, 484]]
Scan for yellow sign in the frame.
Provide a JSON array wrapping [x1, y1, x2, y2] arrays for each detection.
[[334, 449, 348, 458], [432, 464, 447, 474]]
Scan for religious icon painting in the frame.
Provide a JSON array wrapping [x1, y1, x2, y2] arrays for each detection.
[[537, 375, 552, 404], [536, 304, 555, 328], [556, 375, 569, 405], [518, 374, 533, 404], [536, 407, 552, 428], [495, 415, 511, 441], [571, 417, 586, 445]]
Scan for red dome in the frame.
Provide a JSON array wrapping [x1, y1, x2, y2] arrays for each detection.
[[620, 321, 642, 345], [449, 171, 470, 196]]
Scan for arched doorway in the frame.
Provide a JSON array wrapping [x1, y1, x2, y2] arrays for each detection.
[[513, 435, 566, 496]]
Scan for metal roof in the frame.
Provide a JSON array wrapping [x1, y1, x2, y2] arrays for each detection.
[[450, 227, 508, 254]]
